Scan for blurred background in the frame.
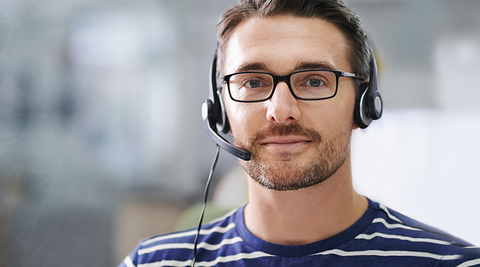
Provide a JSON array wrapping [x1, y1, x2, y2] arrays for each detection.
[[0, 0, 479, 266]]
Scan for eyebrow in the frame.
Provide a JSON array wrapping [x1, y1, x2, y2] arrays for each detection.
[[295, 62, 337, 71], [235, 62, 269, 73], [233, 61, 339, 74]]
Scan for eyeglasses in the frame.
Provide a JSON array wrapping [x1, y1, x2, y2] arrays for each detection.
[[223, 69, 365, 103]]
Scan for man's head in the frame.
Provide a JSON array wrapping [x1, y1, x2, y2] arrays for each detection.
[[216, 0, 371, 95], [216, 0, 369, 191]]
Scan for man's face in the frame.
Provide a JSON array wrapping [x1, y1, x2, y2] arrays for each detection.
[[223, 15, 357, 191]]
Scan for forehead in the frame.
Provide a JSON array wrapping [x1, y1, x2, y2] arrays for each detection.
[[224, 15, 351, 74]]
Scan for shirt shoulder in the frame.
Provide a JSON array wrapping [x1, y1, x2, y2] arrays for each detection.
[[365, 199, 480, 266], [118, 207, 240, 267]]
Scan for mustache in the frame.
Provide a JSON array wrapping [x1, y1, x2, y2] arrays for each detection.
[[250, 123, 322, 146]]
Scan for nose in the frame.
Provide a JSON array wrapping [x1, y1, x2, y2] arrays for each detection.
[[266, 82, 301, 124]]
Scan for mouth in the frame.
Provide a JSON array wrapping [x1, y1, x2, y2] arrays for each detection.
[[247, 123, 321, 156], [260, 136, 312, 152], [261, 136, 311, 145]]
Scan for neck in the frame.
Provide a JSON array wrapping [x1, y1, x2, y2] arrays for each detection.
[[244, 154, 367, 245]]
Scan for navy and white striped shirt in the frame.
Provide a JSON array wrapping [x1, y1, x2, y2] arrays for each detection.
[[119, 199, 480, 266]]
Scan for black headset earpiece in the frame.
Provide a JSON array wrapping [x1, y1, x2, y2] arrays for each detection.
[[354, 46, 383, 129], [217, 91, 230, 134], [202, 48, 251, 161], [207, 51, 230, 134]]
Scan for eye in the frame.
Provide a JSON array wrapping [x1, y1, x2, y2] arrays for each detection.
[[241, 77, 270, 89], [300, 76, 327, 89], [292, 70, 336, 99], [245, 79, 263, 88], [306, 78, 324, 87]]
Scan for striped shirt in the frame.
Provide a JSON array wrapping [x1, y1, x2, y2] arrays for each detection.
[[119, 199, 480, 266]]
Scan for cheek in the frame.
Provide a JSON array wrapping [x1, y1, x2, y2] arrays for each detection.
[[226, 101, 264, 138], [304, 95, 356, 132], [334, 96, 357, 131]]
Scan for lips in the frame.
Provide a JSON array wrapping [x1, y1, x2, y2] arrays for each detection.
[[247, 123, 321, 155], [261, 136, 311, 145], [260, 136, 312, 152]]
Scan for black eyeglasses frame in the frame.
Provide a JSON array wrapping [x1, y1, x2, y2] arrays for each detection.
[[223, 69, 365, 103]]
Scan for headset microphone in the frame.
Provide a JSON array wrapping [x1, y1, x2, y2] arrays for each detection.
[[202, 50, 251, 161]]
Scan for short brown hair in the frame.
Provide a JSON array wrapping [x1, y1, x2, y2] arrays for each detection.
[[216, 0, 370, 93]]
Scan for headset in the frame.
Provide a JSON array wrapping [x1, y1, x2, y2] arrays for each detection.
[[201, 49, 252, 161], [201, 45, 383, 160]]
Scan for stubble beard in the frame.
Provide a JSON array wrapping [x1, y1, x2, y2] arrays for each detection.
[[235, 123, 352, 191]]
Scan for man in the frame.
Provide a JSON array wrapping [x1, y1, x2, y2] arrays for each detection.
[[120, 0, 480, 266]]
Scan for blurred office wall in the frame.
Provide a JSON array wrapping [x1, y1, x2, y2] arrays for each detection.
[[0, 0, 478, 266], [350, 0, 480, 245]]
